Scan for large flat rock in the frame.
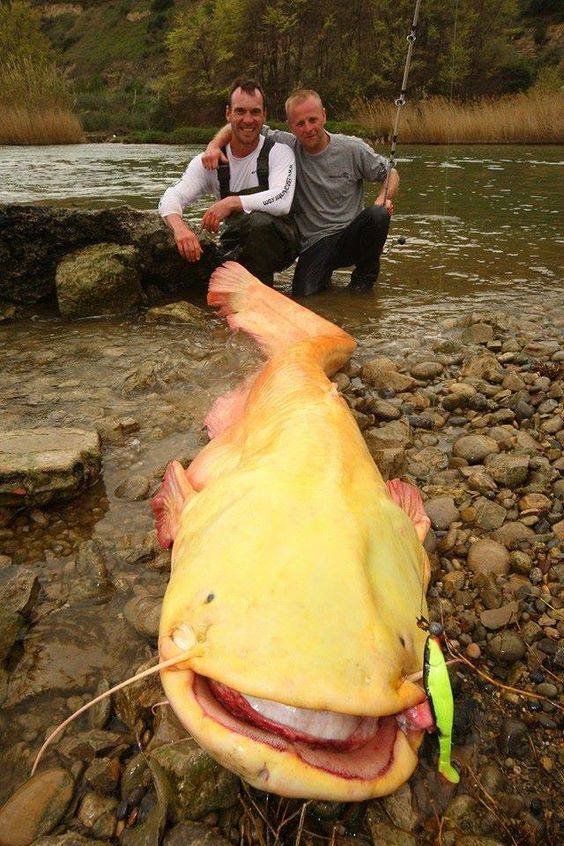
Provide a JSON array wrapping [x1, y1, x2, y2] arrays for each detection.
[[0, 428, 101, 506]]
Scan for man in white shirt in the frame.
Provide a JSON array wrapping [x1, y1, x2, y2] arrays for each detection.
[[159, 78, 298, 285]]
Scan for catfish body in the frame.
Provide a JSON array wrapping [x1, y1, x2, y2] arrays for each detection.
[[153, 262, 434, 800]]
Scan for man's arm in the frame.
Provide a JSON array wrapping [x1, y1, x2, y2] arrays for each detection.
[[202, 124, 296, 170], [239, 145, 296, 217], [202, 124, 231, 169], [353, 139, 399, 216], [159, 156, 212, 261], [375, 167, 399, 215]]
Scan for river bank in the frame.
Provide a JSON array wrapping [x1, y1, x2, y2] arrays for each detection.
[[0, 289, 562, 845]]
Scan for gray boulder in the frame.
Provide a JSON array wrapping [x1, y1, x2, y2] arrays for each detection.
[[0, 428, 101, 506], [56, 243, 143, 318]]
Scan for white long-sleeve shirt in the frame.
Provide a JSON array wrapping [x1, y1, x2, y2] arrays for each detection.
[[158, 136, 296, 218]]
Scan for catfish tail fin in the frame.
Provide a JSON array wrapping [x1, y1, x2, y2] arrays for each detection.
[[208, 262, 356, 375]]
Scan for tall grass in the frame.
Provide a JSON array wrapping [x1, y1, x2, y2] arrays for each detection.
[[0, 57, 82, 144], [353, 91, 564, 144]]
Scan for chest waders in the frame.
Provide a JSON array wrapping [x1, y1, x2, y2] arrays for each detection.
[[217, 138, 298, 284]]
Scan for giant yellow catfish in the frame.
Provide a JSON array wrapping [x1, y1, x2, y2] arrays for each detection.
[[152, 262, 435, 801]]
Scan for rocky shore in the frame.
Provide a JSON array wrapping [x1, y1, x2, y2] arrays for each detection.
[[0, 288, 562, 845]]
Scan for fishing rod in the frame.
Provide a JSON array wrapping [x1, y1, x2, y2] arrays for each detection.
[[382, 0, 423, 206]]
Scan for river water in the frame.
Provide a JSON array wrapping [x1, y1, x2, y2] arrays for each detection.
[[0, 143, 562, 801], [1, 142, 563, 340]]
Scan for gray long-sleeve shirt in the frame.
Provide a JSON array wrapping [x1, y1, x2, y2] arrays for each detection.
[[263, 127, 389, 252]]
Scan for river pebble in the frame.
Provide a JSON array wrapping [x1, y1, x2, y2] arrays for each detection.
[[0, 769, 74, 846]]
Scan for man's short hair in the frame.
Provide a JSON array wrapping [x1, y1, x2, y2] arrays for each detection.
[[285, 89, 324, 118], [227, 77, 265, 109]]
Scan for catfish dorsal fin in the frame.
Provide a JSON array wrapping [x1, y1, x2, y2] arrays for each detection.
[[386, 479, 431, 542], [151, 460, 194, 548]]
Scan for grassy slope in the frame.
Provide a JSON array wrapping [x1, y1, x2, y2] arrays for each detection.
[[35, 0, 173, 131]]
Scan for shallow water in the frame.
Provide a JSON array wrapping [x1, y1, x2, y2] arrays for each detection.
[[1, 141, 563, 336], [0, 142, 562, 799]]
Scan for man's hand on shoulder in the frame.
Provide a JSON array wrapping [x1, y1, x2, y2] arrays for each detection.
[[169, 218, 203, 262], [202, 124, 232, 170], [202, 144, 228, 171], [202, 196, 242, 233]]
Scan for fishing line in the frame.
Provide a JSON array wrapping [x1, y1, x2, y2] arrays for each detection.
[[441, 0, 460, 226]]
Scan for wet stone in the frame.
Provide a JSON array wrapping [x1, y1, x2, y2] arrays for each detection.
[[452, 435, 499, 463], [84, 757, 121, 795], [0, 768, 74, 846], [488, 632, 526, 663], [114, 474, 151, 501], [474, 497, 507, 532], [0, 428, 101, 507], [57, 730, 129, 762], [424, 496, 459, 530], [480, 601, 519, 630], [484, 454, 529, 489], [367, 398, 401, 420], [56, 243, 143, 319], [123, 595, 162, 640], [361, 360, 416, 392], [0, 573, 42, 661], [491, 521, 535, 548], [498, 718, 529, 758], [145, 301, 208, 326], [381, 782, 418, 831], [33, 835, 102, 846], [163, 822, 233, 846], [76, 791, 118, 840], [149, 737, 239, 822], [367, 820, 415, 846], [410, 360, 444, 380]]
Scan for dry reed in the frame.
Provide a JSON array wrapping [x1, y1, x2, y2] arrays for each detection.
[[353, 91, 564, 144], [0, 56, 82, 145], [0, 108, 83, 145]]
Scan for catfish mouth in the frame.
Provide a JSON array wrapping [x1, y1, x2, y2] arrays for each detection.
[[193, 674, 434, 781]]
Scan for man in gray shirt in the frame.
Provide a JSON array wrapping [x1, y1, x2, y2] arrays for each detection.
[[204, 88, 399, 296]]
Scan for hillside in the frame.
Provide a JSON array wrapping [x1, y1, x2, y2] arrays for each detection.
[[34, 0, 177, 132], [30, 0, 563, 133]]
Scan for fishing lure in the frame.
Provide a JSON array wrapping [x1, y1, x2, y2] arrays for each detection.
[[418, 618, 460, 784]]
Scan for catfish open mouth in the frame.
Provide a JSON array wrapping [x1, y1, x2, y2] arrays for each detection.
[[193, 674, 435, 781]]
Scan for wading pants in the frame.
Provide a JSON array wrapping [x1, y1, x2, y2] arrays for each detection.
[[292, 205, 390, 297], [219, 211, 299, 286]]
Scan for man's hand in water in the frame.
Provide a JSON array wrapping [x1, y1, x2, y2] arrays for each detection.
[[173, 220, 203, 262], [202, 196, 242, 233], [202, 145, 228, 170]]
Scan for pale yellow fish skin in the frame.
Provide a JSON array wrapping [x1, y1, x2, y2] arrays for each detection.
[[158, 340, 430, 798]]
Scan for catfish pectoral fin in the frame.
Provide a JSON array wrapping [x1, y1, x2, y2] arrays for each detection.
[[152, 460, 195, 548]]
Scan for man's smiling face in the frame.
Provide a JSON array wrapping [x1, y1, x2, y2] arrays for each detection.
[[226, 87, 265, 153], [287, 96, 328, 154]]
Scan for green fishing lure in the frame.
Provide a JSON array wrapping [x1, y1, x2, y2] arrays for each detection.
[[421, 623, 460, 784]]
